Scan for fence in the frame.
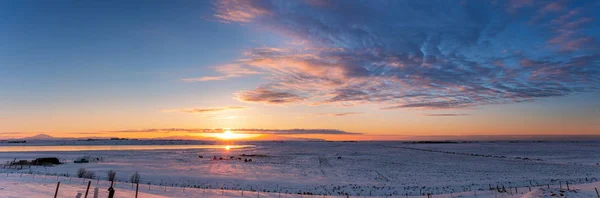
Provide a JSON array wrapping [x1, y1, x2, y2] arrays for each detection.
[[1, 171, 599, 198]]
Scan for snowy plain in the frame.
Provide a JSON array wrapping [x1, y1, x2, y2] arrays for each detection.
[[1, 140, 600, 197]]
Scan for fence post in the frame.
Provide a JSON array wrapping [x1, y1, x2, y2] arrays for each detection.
[[84, 181, 91, 198], [53, 181, 61, 198], [135, 183, 139, 198], [93, 188, 98, 198], [560, 181, 562, 189], [595, 187, 600, 198], [566, 181, 569, 190], [108, 186, 115, 198]]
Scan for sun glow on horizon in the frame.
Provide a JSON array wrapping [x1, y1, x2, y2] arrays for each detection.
[[210, 129, 257, 140]]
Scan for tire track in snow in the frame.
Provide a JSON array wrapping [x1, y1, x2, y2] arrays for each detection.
[[317, 156, 339, 179]]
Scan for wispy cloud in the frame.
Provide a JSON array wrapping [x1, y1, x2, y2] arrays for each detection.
[[235, 87, 305, 104], [202, 115, 239, 120], [422, 113, 470, 117], [506, 0, 533, 13], [212, 0, 271, 23], [0, 132, 23, 135], [314, 112, 363, 117], [207, 0, 599, 110], [182, 64, 260, 82], [110, 128, 361, 135], [163, 106, 245, 113], [381, 100, 474, 110]]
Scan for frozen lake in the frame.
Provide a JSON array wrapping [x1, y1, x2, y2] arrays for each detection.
[[1, 141, 600, 196]]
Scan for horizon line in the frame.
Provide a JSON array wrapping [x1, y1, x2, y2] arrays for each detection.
[[4, 133, 600, 141]]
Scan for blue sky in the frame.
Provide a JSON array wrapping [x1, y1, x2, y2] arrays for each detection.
[[0, 0, 599, 139]]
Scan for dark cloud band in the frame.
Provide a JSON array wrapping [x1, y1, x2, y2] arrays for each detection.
[[110, 128, 361, 135]]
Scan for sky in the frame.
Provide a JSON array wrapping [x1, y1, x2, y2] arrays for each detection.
[[0, 0, 599, 140]]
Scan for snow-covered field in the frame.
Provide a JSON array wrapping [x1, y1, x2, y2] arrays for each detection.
[[1, 141, 600, 197]]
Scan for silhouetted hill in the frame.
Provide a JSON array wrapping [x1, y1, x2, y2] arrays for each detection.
[[23, 134, 55, 140]]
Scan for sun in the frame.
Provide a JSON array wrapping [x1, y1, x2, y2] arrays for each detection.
[[214, 130, 245, 140], [221, 130, 235, 139], [205, 129, 259, 140]]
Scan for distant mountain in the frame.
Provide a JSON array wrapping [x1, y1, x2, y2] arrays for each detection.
[[23, 134, 55, 140]]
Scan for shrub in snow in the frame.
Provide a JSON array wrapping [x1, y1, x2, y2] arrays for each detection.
[[130, 172, 140, 184], [84, 171, 95, 179], [77, 168, 95, 179], [107, 170, 116, 181], [76, 168, 86, 178]]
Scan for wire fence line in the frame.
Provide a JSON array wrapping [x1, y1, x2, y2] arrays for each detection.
[[1, 171, 599, 198], [2, 172, 351, 198]]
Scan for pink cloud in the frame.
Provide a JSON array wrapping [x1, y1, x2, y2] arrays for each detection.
[[314, 112, 363, 117], [493, 60, 506, 68], [563, 17, 593, 29], [183, 76, 231, 82], [560, 36, 596, 52], [507, 0, 533, 13], [529, 1, 566, 24], [182, 64, 261, 82], [212, 0, 270, 23], [540, 2, 564, 13], [162, 106, 246, 113], [205, 0, 600, 110], [235, 87, 306, 104], [551, 9, 580, 24], [541, 5, 597, 53]]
